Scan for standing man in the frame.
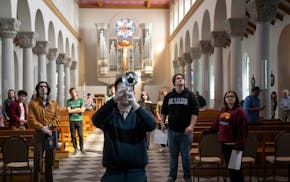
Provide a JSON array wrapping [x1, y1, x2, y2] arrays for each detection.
[[9, 90, 29, 130], [280, 89, 290, 122], [28, 81, 60, 182], [161, 73, 199, 182], [92, 77, 156, 182], [66, 87, 86, 155], [243, 86, 265, 125]]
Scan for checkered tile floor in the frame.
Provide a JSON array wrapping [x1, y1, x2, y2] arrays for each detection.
[[53, 129, 289, 182]]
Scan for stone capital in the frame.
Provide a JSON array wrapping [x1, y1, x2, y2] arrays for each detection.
[[177, 57, 184, 67], [0, 18, 21, 39], [65, 57, 72, 68], [33, 41, 49, 55], [70, 60, 77, 70], [47, 48, 58, 61], [211, 31, 228, 47], [183, 52, 192, 64], [95, 23, 108, 30], [247, 0, 278, 22], [190, 46, 201, 60], [17, 32, 36, 48], [225, 17, 248, 37], [199, 40, 214, 55], [56, 53, 66, 64]]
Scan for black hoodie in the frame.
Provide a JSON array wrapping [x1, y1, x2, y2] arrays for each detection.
[[161, 88, 199, 132]]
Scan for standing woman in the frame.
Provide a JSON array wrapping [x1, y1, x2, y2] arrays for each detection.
[[138, 91, 155, 149], [202, 90, 248, 182], [271, 91, 278, 119]]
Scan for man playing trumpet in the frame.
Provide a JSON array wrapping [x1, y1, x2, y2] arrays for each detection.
[[92, 76, 156, 182]]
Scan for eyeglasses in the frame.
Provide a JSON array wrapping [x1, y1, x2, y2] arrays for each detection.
[[226, 95, 235, 98]]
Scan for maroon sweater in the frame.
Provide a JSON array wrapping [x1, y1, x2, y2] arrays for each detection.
[[203, 105, 248, 151], [9, 100, 28, 128]]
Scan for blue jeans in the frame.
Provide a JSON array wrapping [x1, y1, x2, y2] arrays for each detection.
[[168, 129, 193, 180], [101, 168, 147, 182]]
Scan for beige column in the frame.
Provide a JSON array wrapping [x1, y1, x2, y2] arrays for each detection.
[[212, 31, 227, 109], [33, 41, 49, 81], [199, 40, 214, 106], [70, 60, 78, 88], [226, 17, 248, 98], [247, 0, 278, 118], [0, 18, 20, 100], [177, 57, 185, 75], [190, 46, 201, 92], [47, 48, 58, 100], [56, 53, 66, 107], [17, 32, 36, 99], [64, 57, 71, 101], [183, 52, 193, 90]]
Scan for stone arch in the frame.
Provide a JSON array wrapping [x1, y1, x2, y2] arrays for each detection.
[[17, 0, 32, 31], [201, 10, 211, 40], [58, 31, 64, 53], [35, 9, 45, 40], [214, 0, 227, 31], [179, 37, 184, 57], [174, 43, 178, 59], [0, 0, 14, 18], [185, 30, 190, 52], [65, 38, 70, 57], [71, 44, 75, 60], [192, 21, 199, 46], [277, 25, 290, 93], [48, 21, 56, 48]]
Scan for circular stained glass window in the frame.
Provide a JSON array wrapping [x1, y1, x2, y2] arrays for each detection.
[[115, 18, 136, 39]]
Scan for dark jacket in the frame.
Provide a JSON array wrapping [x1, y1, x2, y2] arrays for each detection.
[[203, 105, 248, 151], [161, 88, 199, 132], [92, 98, 156, 170]]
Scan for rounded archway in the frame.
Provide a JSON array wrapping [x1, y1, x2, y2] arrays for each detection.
[[179, 37, 184, 57], [17, 0, 32, 31], [185, 30, 190, 52], [35, 9, 45, 40], [65, 38, 70, 58], [48, 21, 56, 48], [192, 21, 199, 46], [58, 31, 64, 53]]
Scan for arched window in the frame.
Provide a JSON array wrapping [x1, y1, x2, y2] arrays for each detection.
[[242, 56, 250, 99]]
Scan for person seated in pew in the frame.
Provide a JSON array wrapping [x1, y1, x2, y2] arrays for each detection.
[[9, 90, 29, 130], [203, 90, 248, 182], [2, 89, 16, 123]]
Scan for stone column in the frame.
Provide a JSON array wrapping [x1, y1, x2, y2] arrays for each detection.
[[190, 46, 201, 92], [56, 53, 66, 107], [70, 60, 78, 88], [140, 23, 153, 73], [247, 0, 278, 118], [47, 48, 58, 100], [226, 17, 248, 98], [183, 52, 193, 90], [17, 32, 36, 99], [0, 18, 20, 100], [199, 40, 214, 106], [95, 23, 109, 74], [172, 59, 179, 74], [64, 57, 71, 101], [212, 31, 227, 109], [33, 41, 49, 81], [177, 57, 185, 75]]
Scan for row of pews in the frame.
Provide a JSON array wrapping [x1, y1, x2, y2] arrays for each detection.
[[0, 109, 97, 170], [190, 109, 290, 176]]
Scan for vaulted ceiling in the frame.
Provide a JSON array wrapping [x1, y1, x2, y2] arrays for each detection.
[[78, 0, 170, 9]]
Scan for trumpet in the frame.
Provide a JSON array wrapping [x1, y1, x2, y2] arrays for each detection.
[[122, 71, 139, 86]]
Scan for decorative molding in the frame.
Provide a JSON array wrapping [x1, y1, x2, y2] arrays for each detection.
[[247, 0, 278, 22], [183, 52, 192, 64], [43, 0, 81, 41], [56, 53, 66, 64], [199, 40, 214, 55], [168, 0, 204, 42], [225, 17, 248, 37], [47, 48, 59, 61], [71, 60, 77, 70], [211, 31, 228, 47], [33, 41, 49, 55], [17, 32, 36, 48], [0, 18, 20, 39], [190, 46, 201, 60]]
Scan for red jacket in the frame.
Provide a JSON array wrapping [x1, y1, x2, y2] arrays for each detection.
[[203, 105, 248, 151], [9, 100, 28, 128]]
